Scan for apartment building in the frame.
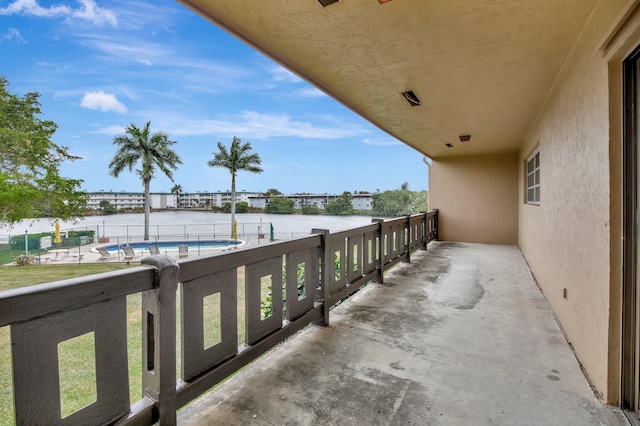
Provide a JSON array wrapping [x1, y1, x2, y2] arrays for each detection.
[[249, 193, 373, 210], [86, 191, 262, 210]]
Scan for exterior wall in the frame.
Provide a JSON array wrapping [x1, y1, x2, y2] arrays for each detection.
[[149, 193, 178, 209], [518, 0, 629, 403], [87, 192, 259, 209], [86, 192, 145, 210], [430, 154, 518, 245], [177, 191, 262, 208]]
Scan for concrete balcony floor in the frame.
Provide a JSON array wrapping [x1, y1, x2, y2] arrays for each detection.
[[178, 242, 627, 425]]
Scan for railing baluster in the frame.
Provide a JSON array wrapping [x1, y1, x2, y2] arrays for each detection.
[[141, 256, 180, 426], [372, 219, 384, 284], [403, 215, 411, 263], [312, 229, 330, 326]]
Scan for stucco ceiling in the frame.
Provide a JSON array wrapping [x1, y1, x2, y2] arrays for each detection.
[[178, 0, 598, 159]]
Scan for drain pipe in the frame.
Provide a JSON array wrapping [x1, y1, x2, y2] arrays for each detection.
[[422, 155, 432, 209]]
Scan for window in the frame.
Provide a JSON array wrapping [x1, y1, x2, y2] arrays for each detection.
[[526, 149, 540, 205]]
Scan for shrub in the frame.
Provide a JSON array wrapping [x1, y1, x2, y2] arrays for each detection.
[[301, 204, 320, 215], [264, 197, 295, 214], [14, 254, 36, 266]]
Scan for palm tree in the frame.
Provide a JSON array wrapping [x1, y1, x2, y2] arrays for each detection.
[[170, 184, 183, 210], [109, 121, 182, 240], [208, 136, 262, 238]]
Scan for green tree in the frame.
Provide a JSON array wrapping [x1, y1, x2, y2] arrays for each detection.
[[99, 200, 116, 215], [264, 188, 282, 196], [410, 190, 429, 213], [235, 201, 249, 213], [207, 136, 262, 237], [265, 197, 295, 214], [372, 185, 428, 217], [301, 203, 320, 215], [171, 184, 183, 195], [0, 76, 87, 223], [325, 191, 355, 215], [109, 121, 182, 240]]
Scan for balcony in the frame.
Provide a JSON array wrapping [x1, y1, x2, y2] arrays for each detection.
[[0, 212, 625, 425]]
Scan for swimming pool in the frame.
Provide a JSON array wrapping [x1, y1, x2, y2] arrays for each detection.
[[98, 239, 244, 254]]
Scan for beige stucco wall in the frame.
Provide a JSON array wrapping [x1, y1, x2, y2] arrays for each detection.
[[518, 0, 631, 403], [431, 154, 518, 245]]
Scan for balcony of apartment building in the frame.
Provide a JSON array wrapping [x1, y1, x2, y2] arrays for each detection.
[[0, 213, 626, 425], [5, 0, 640, 424]]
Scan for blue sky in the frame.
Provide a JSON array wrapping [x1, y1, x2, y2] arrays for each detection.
[[1, 0, 429, 195]]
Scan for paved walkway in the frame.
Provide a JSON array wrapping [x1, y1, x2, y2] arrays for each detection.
[[177, 242, 627, 425]]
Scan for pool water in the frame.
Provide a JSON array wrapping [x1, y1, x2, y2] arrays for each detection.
[[101, 239, 243, 253]]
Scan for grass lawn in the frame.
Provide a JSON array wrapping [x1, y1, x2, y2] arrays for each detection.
[[0, 249, 27, 266], [0, 263, 248, 425]]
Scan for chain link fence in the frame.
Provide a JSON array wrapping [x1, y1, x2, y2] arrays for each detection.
[[0, 221, 309, 265]]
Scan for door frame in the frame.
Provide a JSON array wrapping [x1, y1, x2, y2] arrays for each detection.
[[622, 43, 640, 418]]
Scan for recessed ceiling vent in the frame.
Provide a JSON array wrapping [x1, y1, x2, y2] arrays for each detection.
[[445, 143, 453, 148], [318, 0, 339, 6], [402, 90, 421, 107]]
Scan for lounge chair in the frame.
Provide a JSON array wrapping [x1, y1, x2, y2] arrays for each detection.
[[97, 247, 111, 261], [122, 245, 136, 262], [178, 244, 188, 259], [148, 245, 160, 255]]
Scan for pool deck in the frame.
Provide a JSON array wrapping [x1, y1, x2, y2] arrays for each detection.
[[26, 236, 266, 265]]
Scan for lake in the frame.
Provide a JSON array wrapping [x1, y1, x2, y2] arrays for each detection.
[[0, 212, 377, 242]]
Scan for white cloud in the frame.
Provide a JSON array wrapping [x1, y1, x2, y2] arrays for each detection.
[[81, 91, 127, 113], [267, 66, 302, 83], [0, 0, 69, 18], [0, 28, 26, 43], [74, 32, 171, 66], [71, 0, 117, 26], [362, 137, 402, 146], [145, 110, 370, 140], [296, 87, 326, 98], [0, 0, 117, 27], [95, 125, 126, 135]]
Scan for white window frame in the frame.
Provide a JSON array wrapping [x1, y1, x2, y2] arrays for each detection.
[[526, 149, 540, 205]]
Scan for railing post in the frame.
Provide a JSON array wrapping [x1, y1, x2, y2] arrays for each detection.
[[141, 255, 180, 425], [403, 215, 411, 263], [433, 208, 439, 240], [312, 228, 331, 326], [372, 219, 384, 284], [420, 211, 429, 250]]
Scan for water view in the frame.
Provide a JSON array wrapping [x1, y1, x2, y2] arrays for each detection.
[[0, 212, 376, 242]]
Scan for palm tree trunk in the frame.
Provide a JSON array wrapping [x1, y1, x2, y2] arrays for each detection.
[[231, 173, 236, 239], [144, 178, 150, 241]]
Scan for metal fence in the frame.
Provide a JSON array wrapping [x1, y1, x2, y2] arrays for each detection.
[[0, 233, 95, 265], [66, 221, 302, 243], [0, 220, 300, 265]]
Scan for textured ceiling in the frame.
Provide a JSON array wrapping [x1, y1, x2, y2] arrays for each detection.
[[179, 0, 598, 158]]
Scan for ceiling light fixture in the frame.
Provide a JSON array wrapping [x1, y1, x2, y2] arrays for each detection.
[[401, 90, 421, 107], [318, 0, 339, 6], [378, 0, 392, 3], [459, 135, 471, 142], [446, 143, 453, 148]]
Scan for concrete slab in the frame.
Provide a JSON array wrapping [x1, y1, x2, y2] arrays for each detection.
[[177, 242, 627, 425]]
